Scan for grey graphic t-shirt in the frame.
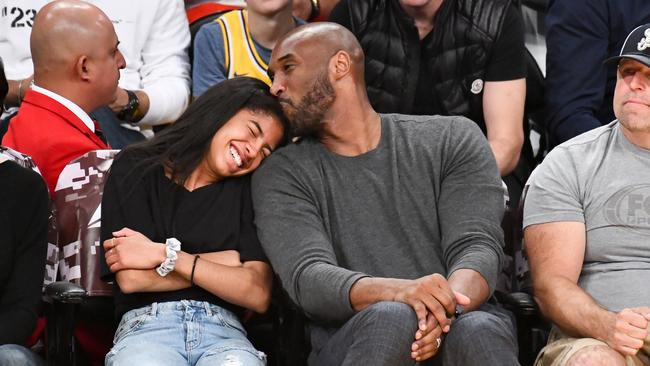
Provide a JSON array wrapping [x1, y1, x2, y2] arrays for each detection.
[[524, 121, 650, 312]]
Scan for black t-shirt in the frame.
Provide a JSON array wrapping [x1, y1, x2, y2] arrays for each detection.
[[0, 160, 48, 345], [100, 150, 267, 319]]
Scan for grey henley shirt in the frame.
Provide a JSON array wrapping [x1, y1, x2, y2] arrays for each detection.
[[252, 114, 505, 323]]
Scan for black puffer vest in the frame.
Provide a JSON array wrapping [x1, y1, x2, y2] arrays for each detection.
[[344, 0, 511, 133]]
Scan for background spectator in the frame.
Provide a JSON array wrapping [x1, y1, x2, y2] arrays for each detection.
[[192, 0, 303, 96], [88, 0, 191, 148], [0, 150, 49, 366], [291, 0, 339, 21], [526, 24, 650, 365], [0, 54, 49, 366], [2, 0, 120, 195], [329, 0, 526, 178], [185, 0, 340, 22], [544, 0, 650, 145]]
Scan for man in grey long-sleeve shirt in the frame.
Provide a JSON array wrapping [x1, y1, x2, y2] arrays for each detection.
[[252, 22, 519, 365]]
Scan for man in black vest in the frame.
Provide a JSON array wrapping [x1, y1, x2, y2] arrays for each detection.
[[329, 0, 526, 179]]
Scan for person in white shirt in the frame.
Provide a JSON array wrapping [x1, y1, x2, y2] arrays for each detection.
[[0, 0, 191, 147]]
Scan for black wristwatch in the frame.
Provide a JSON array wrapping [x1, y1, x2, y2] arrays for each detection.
[[308, 0, 320, 21], [117, 89, 140, 123]]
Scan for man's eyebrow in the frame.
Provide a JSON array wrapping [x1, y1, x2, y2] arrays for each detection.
[[268, 53, 296, 78], [277, 54, 294, 63]]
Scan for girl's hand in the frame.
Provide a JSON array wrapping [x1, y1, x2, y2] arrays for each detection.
[[104, 228, 166, 272]]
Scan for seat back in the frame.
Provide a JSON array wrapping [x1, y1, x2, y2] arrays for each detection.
[[54, 150, 119, 296]]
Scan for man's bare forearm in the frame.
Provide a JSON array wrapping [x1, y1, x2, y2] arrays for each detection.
[[525, 222, 614, 340], [536, 276, 615, 341]]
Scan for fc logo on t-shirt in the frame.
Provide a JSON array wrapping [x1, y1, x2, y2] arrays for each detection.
[[604, 184, 650, 233]]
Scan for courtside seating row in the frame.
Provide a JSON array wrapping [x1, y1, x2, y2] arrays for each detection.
[[0, 1, 551, 363], [0, 146, 547, 366]]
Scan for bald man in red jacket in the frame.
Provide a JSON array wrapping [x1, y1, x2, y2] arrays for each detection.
[[2, 0, 125, 195]]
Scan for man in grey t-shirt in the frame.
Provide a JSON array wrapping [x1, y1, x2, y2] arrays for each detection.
[[524, 24, 650, 366], [252, 22, 519, 365]]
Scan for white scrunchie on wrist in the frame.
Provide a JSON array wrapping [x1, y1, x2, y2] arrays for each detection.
[[156, 238, 181, 277]]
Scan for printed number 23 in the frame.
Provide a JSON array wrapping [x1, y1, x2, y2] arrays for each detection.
[[10, 7, 37, 28]]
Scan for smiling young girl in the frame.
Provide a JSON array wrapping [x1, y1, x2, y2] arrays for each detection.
[[100, 77, 289, 365]]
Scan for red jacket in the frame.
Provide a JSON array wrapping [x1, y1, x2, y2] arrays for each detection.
[[2, 90, 108, 195]]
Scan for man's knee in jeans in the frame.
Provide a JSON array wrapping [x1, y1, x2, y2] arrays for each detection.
[[351, 302, 419, 364], [451, 306, 516, 339], [442, 307, 518, 362], [311, 302, 419, 366], [362, 302, 418, 332], [357, 302, 418, 348]]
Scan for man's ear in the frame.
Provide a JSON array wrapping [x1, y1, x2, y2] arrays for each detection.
[[330, 50, 352, 81], [76, 55, 91, 82]]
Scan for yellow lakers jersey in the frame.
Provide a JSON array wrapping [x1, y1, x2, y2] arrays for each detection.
[[216, 9, 272, 86]]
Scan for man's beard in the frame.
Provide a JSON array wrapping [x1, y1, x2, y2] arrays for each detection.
[[282, 72, 336, 138]]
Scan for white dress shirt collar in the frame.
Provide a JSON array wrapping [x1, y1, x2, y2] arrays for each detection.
[[30, 84, 95, 132]]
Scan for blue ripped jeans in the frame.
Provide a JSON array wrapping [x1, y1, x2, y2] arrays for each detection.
[[105, 300, 266, 366]]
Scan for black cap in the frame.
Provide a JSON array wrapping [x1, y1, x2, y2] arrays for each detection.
[[605, 24, 650, 68]]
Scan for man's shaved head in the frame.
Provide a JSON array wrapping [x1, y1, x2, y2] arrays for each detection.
[[277, 22, 365, 79], [268, 22, 369, 136], [29, 0, 125, 112], [31, 0, 115, 72]]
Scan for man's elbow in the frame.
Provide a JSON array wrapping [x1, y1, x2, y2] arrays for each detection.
[[491, 134, 523, 175], [530, 275, 560, 319], [502, 151, 521, 176], [532, 289, 557, 321]]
